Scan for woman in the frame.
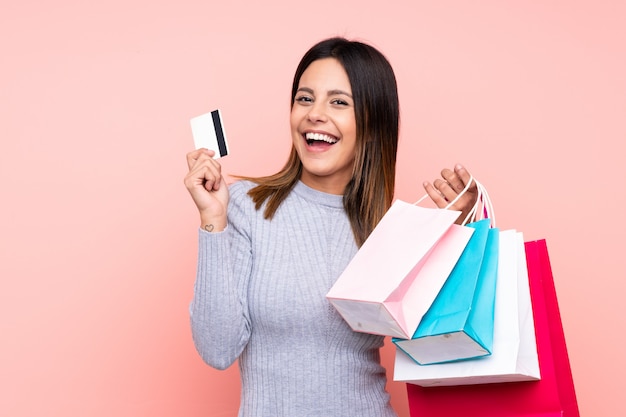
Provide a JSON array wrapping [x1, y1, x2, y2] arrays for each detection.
[[184, 37, 476, 417]]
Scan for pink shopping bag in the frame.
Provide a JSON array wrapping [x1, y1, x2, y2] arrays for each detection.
[[404, 239, 579, 416], [326, 200, 473, 339]]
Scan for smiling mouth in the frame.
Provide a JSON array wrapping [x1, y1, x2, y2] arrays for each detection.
[[305, 132, 339, 145]]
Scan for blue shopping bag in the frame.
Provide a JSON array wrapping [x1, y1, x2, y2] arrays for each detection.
[[394, 219, 499, 365]]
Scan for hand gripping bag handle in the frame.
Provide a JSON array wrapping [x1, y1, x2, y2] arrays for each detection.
[[414, 175, 496, 227]]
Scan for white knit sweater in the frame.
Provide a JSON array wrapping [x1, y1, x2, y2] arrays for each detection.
[[190, 180, 397, 417]]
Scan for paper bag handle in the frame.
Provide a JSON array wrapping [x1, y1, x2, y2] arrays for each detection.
[[414, 175, 496, 227]]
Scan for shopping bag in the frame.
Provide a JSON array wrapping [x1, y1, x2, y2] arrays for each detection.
[[524, 239, 579, 415], [393, 219, 499, 364], [326, 199, 474, 338], [404, 239, 579, 417], [394, 229, 540, 385]]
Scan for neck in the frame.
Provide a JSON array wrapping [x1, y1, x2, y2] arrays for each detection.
[[299, 172, 349, 195]]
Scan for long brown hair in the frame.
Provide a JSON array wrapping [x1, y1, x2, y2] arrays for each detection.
[[240, 37, 399, 246]]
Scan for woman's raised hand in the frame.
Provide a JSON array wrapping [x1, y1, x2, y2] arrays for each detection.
[[184, 149, 230, 232], [423, 164, 478, 225]]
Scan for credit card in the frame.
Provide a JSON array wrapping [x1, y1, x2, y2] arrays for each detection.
[[190, 109, 229, 158]]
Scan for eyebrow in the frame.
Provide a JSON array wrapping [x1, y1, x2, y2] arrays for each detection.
[[297, 87, 353, 98]]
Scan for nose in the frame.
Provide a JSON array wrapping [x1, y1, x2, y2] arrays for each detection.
[[306, 101, 328, 123]]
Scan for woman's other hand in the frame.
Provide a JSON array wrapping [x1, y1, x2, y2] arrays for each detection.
[[184, 149, 230, 232], [423, 164, 478, 225]]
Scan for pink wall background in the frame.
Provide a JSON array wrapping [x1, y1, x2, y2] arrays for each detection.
[[2, 1, 624, 415]]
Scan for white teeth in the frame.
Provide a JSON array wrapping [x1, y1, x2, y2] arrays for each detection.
[[305, 132, 338, 144]]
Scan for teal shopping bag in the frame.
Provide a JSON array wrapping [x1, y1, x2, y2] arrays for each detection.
[[394, 219, 499, 365]]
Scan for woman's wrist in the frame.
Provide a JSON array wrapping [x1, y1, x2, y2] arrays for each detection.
[[199, 213, 227, 233]]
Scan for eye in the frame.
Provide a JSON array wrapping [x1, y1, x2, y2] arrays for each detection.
[[295, 95, 313, 103], [331, 98, 349, 106]]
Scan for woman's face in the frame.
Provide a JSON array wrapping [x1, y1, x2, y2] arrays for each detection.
[[290, 58, 357, 195]]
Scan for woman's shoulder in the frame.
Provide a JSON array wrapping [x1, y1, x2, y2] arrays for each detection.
[[226, 180, 264, 227], [227, 180, 258, 210], [228, 179, 256, 195]]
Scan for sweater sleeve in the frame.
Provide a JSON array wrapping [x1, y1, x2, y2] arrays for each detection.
[[189, 183, 253, 370]]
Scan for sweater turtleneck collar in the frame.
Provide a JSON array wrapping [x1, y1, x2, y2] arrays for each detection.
[[292, 181, 345, 209]]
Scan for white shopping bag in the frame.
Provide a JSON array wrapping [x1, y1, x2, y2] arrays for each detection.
[[394, 229, 540, 386], [326, 200, 473, 339]]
